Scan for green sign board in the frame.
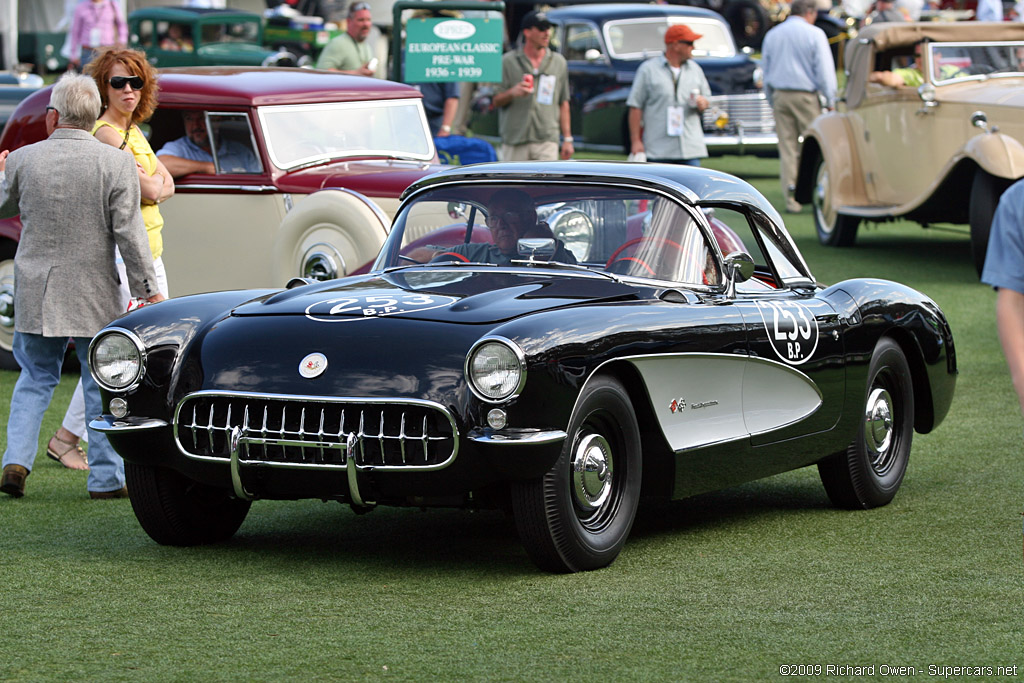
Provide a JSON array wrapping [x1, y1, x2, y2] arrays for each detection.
[[404, 16, 504, 83]]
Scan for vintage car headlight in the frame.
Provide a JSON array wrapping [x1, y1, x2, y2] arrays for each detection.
[[466, 337, 526, 402], [546, 207, 594, 261], [89, 329, 146, 392]]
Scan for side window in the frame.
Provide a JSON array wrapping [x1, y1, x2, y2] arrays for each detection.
[[563, 23, 603, 62], [135, 19, 156, 49], [699, 205, 807, 290], [207, 113, 263, 175]]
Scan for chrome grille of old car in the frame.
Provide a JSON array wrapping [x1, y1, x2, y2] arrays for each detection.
[[174, 391, 458, 471], [702, 93, 775, 135]]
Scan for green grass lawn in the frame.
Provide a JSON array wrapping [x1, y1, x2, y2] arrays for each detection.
[[1, 155, 1021, 681]]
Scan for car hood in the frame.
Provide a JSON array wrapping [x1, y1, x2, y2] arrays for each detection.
[[231, 269, 644, 325], [938, 79, 1024, 108], [275, 160, 441, 197]]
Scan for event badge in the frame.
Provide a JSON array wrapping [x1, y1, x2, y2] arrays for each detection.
[[537, 74, 556, 106], [89, 27, 102, 48], [667, 106, 684, 136]]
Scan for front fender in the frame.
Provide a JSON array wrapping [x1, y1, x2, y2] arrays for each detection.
[[795, 114, 868, 207], [962, 131, 1024, 180]]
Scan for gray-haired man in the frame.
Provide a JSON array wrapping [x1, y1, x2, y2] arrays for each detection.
[[0, 73, 163, 499]]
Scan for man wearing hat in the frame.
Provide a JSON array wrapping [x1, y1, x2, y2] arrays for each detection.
[[492, 10, 573, 161], [626, 24, 711, 165], [761, 0, 836, 212]]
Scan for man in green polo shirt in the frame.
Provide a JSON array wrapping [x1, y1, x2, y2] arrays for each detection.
[[491, 10, 573, 161], [316, 1, 377, 76]]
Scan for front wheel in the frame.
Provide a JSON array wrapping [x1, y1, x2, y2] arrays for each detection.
[[813, 157, 860, 246], [969, 170, 1012, 277], [818, 338, 914, 509], [511, 375, 642, 572], [126, 461, 251, 545]]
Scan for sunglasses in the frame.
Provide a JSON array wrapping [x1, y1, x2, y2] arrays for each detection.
[[109, 75, 144, 90], [350, 2, 370, 12], [675, 40, 695, 46]]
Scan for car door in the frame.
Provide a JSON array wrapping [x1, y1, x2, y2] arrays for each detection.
[[553, 20, 618, 137]]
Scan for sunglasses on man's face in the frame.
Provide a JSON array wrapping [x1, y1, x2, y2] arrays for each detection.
[[109, 76, 144, 90]]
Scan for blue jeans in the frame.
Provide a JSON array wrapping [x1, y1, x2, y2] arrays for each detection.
[[2, 332, 125, 493]]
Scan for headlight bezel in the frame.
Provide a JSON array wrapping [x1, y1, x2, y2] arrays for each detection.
[[465, 336, 527, 404], [89, 327, 147, 393]]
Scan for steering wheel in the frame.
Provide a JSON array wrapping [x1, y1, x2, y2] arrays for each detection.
[[606, 237, 685, 276]]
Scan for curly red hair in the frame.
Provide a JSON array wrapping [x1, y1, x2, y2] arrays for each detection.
[[86, 48, 160, 124]]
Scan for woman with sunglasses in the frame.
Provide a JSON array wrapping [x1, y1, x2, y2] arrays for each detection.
[[43, 49, 175, 472]]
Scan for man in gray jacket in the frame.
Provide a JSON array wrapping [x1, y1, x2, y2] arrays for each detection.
[[0, 73, 163, 499]]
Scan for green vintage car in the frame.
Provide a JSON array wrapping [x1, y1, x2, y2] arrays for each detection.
[[128, 6, 309, 68]]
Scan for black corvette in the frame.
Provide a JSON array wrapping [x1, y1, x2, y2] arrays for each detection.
[[90, 162, 956, 572]]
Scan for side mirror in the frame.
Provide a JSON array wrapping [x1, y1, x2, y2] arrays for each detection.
[[723, 251, 754, 298], [584, 48, 603, 62]]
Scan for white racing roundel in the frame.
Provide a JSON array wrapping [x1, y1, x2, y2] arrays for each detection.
[[305, 293, 457, 322], [756, 301, 819, 365]]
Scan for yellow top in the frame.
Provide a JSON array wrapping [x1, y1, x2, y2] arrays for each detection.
[[93, 119, 164, 259]]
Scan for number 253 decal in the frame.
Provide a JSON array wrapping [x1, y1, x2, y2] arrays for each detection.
[[756, 301, 820, 365], [306, 293, 457, 322]]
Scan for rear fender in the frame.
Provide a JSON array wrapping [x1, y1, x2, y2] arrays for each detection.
[[795, 116, 868, 206]]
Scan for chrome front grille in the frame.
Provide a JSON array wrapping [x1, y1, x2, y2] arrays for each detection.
[[702, 93, 775, 135], [174, 391, 458, 471]]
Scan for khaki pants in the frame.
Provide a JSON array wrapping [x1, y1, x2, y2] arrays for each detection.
[[772, 90, 822, 205], [500, 141, 558, 162]]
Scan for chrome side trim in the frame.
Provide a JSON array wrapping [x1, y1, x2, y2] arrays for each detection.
[[89, 415, 169, 432], [175, 184, 278, 192], [467, 428, 567, 445]]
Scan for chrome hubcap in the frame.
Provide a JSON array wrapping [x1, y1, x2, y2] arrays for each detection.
[[571, 433, 614, 512], [814, 163, 835, 235], [864, 387, 894, 472]]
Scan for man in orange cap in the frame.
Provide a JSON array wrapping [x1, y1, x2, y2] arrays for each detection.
[[626, 23, 710, 165]]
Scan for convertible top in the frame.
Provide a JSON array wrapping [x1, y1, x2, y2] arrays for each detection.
[[844, 22, 1024, 108]]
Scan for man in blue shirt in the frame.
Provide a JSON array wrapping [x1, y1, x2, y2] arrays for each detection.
[[761, 0, 837, 213], [157, 111, 260, 177], [982, 179, 1024, 420]]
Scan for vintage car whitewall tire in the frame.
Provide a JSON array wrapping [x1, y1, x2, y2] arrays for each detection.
[[817, 338, 914, 510], [0, 243, 15, 370], [273, 190, 389, 285], [126, 462, 252, 546], [813, 158, 860, 247], [969, 170, 1013, 277], [511, 375, 642, 573]]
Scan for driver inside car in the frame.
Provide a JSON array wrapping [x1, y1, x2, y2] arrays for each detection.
[[432, 188, 578, 265]]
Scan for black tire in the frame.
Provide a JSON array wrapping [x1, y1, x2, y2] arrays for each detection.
[[126, 461, 251, 545], [969, 170, 1013, 278], [813, 157, 860, 247], [511, 375, 642, 573], [0, 241, 17, 370], [722, 0, 770, 50], [818, 338, 914, 509]]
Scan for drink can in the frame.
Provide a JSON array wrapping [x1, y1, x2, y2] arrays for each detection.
[[522, 73, 534, 91], [689, 89, 700, 107]]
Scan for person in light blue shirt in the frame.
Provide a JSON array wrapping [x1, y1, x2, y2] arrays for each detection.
[[981, 178, 1024, 420], [156, 111, 261, 177], [761, 0, 837, 213]]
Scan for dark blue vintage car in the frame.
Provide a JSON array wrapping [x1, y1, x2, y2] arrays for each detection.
[[89, 162, 956, 572], [470, 4, 777, 155]]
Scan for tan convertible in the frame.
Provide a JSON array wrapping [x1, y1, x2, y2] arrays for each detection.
[[795, 22, 1024, 275]]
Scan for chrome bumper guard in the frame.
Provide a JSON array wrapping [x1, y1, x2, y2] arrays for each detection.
[[90, 415, 169, 432]]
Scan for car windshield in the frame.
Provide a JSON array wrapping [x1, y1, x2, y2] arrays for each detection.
[[604, 18, 735, 59], [258, 100, 435, 168], [375, 183, 728, 287], [928, 41, 1024, 83]]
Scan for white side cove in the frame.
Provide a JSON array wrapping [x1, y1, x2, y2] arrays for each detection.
[[626, 353, 822, 452]]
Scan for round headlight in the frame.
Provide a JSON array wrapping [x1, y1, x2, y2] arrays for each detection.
[[90, 330, 145, 391], [467, 338, 525, 402], [548, 208, 594, 261]]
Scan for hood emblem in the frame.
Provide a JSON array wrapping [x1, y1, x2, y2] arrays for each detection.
[[299, 352, 328, 379]]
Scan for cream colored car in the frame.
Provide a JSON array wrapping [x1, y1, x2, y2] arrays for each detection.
[[794, 22, 1024, 275]]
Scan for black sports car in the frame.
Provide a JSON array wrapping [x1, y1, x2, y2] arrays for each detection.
[[90, 162, 956, 573]]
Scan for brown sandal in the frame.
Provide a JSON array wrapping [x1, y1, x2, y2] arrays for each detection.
[[46, 432, 89, 470]]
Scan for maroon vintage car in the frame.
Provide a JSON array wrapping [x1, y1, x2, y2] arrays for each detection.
[[0, 67, 440, 368]]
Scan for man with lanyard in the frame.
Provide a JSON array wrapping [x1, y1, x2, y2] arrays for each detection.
[[626, 24, 711, 166], [316, 2, 377, 76], [492, 10, 573, 162]]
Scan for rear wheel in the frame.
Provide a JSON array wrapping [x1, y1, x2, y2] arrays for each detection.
[[818, 338, 914, 509], [511, 375, 642, 573], [126, 461, 251, 545], [813, 157, 860, 246], [969, 170, 1012, 277]]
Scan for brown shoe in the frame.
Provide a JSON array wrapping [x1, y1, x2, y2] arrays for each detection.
[[89, 486, 129, 499], [0, 464, 29, 498]]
